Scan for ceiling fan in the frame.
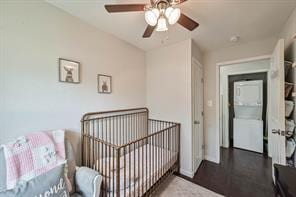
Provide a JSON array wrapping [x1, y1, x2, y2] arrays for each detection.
[[105, 0, 199, 38]]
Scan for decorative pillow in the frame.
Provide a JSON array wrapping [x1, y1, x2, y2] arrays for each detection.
[[0, 164, 69, 197]]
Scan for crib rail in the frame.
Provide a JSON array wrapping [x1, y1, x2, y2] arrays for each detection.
[[81, 108, 180, 197]]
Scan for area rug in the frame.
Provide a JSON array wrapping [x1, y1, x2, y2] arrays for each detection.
[[154, 175, 224, 197]]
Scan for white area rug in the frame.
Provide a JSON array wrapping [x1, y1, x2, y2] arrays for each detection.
[[153, 175, 224, 197]]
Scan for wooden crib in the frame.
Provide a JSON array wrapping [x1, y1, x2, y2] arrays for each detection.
[[81, 108, 180, 196]]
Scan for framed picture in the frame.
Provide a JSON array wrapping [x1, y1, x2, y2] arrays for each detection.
[[98, 74, 112, 94], [59, 58, 80, 83]]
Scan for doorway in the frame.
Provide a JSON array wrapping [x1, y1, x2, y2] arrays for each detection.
[[228, 72, 268, 154], [219, 58, 270, 154]]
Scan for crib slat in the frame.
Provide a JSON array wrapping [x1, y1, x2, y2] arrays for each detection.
[[149, 134, 152, 194], [145, 140, 147, 194], [112, 148, 115, 197], [133, 143, 136, 197], [87, 122, 90, 167], [142, 138, 144, 195], [162, 130, 164, 177], [124, 146, 126, 197], [129, 145, 131, 197], [117, 148, 120, 196], [138, 141, 140, 196]]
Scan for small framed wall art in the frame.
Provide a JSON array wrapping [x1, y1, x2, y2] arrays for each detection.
[[59, 58, 80, 84], [98, 74, 112, 94]]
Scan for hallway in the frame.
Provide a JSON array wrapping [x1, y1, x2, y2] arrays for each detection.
[[181, 148, 275, 197]]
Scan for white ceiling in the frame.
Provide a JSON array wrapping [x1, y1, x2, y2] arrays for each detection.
[[47, 0, 296, 52]]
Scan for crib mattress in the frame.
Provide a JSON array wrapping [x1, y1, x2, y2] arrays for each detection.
[[103, 144, 178, 196]]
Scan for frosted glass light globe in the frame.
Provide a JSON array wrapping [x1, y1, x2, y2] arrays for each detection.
[[167, 8, 181, 25], [145, 9, 159, 26], [165, 7, 174, 18], [156, 16, 168, 32]]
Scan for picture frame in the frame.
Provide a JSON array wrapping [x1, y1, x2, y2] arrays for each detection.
[[98, 74, 112, 94], [59, 58, 80, 84]]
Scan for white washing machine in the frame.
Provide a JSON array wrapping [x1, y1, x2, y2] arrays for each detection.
[[233, 80, 263, 153]]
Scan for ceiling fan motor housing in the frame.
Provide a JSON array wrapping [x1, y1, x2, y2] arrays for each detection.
[[153, 0, 179, 6]]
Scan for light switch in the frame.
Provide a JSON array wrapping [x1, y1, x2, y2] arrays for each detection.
[[207, 100, 213, 107]]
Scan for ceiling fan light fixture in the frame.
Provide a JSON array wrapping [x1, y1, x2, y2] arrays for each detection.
[[145, 9, 159, 26], [156, 16, 168, 32], [104, 1, 200, 38], [167, 7, 181, 25]]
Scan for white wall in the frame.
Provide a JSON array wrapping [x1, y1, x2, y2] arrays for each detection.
[[146, 39, 194, 176], [203, 36, 277, 162], [192, 41, 204, 65], [0, 1, 146, 158], [279, 7, 296, 54]]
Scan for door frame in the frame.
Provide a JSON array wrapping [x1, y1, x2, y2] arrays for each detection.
[[192, 57, 204, 173], [215, 55, 271, 163]]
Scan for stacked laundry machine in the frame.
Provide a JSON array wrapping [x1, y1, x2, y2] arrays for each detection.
[[233, 80, 264, 153]]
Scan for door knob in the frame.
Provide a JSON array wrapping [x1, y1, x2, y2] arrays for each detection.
[[272, 129, 280, 135], [272, 129, 290, 136], [194, 120, 200, 124]]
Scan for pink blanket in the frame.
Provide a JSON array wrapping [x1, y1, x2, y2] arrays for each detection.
[[1, 130, 66, 190]]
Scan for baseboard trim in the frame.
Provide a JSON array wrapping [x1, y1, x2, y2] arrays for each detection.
[[193, 158, 202, 174], [179, 168, 194, 178], [205, 155, 219, 164]]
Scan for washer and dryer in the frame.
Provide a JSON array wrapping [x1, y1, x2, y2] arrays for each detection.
[[233, 80, 264, 153]]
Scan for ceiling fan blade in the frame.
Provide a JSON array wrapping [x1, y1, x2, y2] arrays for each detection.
[[178, 13, 199, 31], [143, 25, 155, 38], [105, 4, 146, 13], [171, 0, 188, 5], [179, 0, 188, 3]]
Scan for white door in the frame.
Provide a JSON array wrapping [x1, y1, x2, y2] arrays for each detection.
[[192, 59, 204, 172], [268, 39, 286, 180]]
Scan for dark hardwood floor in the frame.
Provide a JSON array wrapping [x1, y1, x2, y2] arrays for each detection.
[[179, 148, 276, 197]]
